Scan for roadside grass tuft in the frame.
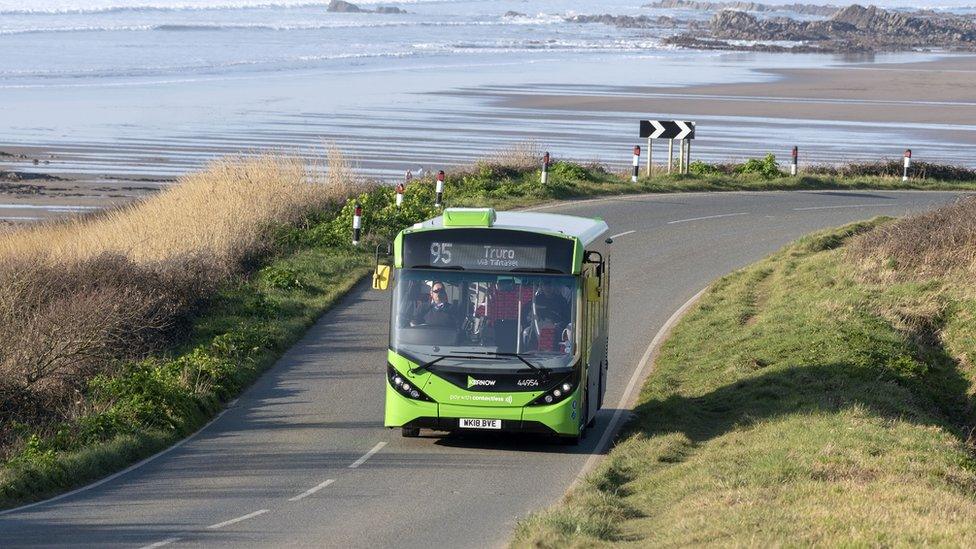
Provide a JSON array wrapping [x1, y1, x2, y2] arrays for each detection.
[[514, 214, 976, 547]]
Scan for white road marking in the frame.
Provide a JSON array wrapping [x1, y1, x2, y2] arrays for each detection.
[[138, 537, 181, 549], [793, 203, 892, 211], [609, 230, 636, 239], [206, 509, 269, 530], [667, 212, 749, 224], [289, 479, 336, 502], [572, 287, 708, 488], [349, 442, 386, 468]]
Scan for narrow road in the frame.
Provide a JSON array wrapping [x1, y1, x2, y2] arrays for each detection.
[[1, 190, 966, 548]]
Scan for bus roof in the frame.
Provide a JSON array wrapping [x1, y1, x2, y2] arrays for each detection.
[[407, 209, 609, 247]]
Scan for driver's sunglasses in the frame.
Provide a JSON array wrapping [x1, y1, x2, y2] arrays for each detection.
[[431, 287, 446, 295]]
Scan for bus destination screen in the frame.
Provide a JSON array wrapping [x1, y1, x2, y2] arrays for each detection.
[[428, 242, 546, 270]]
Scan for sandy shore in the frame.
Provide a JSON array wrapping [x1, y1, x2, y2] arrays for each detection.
[[2, 54, 974, 226], [0, 144, 171, 226], [499, 55, 976, 127]]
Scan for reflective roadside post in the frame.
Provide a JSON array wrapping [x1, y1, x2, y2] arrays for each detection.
[[352, 202, 362, 246], [541, 152, 550, 185], [791, 146, 798, 177], [395, 181, 405, 207], [646, 137, 653, 176], [631, 145, 640, 183], [903, 149, 912, 182], [435, 170, 445, 208]]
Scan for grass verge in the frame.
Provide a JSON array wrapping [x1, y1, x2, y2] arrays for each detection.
[[513, 204, 976, 546]]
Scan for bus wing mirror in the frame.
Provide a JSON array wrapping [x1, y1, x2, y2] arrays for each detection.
[[373, 264, 393, 291], [373, 242, 393, 291], [585, 277, 600, 302]]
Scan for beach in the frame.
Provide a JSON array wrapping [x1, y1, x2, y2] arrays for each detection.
[[1, 0, 974, 223]]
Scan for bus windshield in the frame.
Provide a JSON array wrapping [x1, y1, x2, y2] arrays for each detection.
[[391, 269, 579, 371]]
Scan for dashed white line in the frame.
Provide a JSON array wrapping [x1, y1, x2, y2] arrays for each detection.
[[609, 230, 636, 239], [667, 212, 749, 224], [289, 479, 336, 502], [138, 537, 181, 549], [793, 203, 892, 211], [206, 509, 269, 530], [349, 442, 387, 469]]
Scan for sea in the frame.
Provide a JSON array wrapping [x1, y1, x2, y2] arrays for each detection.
[[1, 0, 975, 184]]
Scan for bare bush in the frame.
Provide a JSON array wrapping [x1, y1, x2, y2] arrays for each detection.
[[848, 196, 976, 280], [807, 160, 976, 181], [0, 254, 214, 429]]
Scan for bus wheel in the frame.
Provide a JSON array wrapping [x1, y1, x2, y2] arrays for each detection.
[[401, 427, 420, 438]]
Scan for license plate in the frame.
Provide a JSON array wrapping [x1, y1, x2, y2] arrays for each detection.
[[459, 418, 501, 430]]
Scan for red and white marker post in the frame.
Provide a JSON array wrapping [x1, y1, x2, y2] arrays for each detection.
[[352, 202, 362, 246], [541, 151, 550, 185], [435, 170, 445, 208], [395, 181, 405, 207], [791, 146, 798, 176], [631, 145, 641, 183], [903, 149, 912, 181]]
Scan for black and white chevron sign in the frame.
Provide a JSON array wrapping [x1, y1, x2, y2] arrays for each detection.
[[639, 120, 696, 140]]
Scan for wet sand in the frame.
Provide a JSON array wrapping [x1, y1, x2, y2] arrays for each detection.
[[499, 55, 976, 126], [0, 145, 171, 225], [2, 54, 974, 226]]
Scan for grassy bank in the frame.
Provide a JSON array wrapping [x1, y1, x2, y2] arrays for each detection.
[[514, 198, 976, 546], [2, 147, 975, 510]]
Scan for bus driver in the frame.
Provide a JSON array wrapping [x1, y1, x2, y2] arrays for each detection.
[[411, 281, 459, 327]]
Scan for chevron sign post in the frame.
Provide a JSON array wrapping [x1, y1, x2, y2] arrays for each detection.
[[639, 120, 696, 175]]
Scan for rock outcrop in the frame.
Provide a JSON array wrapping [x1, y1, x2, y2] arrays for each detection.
[[327, 0, 365, 13], [645, 0, 840, 17], [565, 13, 676, 29], [327, 1, 408, 14], [668, 4, 976, 52], [374, 6, 408, 14]]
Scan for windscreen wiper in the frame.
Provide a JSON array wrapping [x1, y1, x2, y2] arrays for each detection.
[[410, 353, 504, 374], [465, 351, 551, 378]]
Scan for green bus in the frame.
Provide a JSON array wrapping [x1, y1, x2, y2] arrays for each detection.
[[374, 207, 610, 444]]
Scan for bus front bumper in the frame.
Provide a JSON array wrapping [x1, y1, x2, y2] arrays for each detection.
[[384, 384, 581, 436]]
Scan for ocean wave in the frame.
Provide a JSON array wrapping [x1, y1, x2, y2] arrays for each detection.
[[0, 0, 450, 16], [414, 38, 666, 52], [0, 50, 422, 79], [0, 18, 571, 35]]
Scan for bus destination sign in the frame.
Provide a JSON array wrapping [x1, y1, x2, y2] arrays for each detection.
[[429, 242, 546, 270]]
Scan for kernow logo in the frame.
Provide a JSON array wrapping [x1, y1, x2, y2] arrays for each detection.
[[467, 375, 496, 388]]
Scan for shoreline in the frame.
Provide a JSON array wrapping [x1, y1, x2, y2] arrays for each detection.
[[2, 54, 974, 225]]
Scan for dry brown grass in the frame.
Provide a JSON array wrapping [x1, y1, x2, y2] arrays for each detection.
[[848, 196, 976, 280], [479, 141, 543, 171], [0, 151, 361, 271], [0, 150, 366, 441]]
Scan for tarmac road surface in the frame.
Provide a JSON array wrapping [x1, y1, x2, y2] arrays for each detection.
[[1, 190, 967, 548]]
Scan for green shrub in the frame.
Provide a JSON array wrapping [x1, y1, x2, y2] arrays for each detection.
[[547, 161, 590, 183], [735, 154, 784, 179], [259, 265, 306, 291], [688, 161, 722, 176]]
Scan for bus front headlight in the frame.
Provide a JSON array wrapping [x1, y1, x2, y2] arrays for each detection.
[[388, 364, 434, 402], [528, 372, 578, 406]]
